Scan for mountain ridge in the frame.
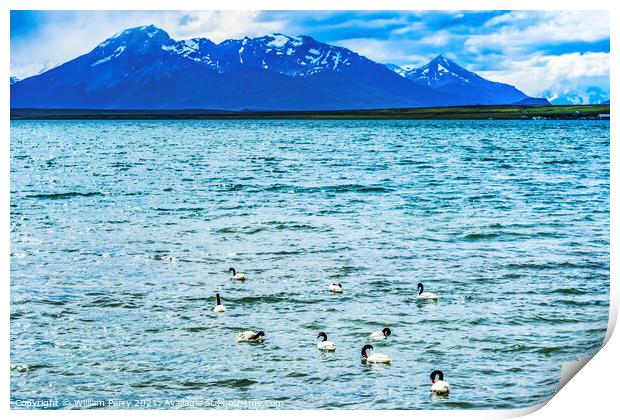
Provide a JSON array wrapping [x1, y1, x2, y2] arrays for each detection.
[[11, 25, 547, 110], [386, 54, 549, 105]]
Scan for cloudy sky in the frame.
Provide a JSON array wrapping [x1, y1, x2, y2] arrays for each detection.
[[10, 10, 610, 99]]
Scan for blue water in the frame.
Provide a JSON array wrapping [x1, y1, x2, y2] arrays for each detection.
[[10, 120, 609, 409]]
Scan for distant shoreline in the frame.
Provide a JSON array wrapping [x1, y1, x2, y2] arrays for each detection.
[[10, 104, 610, 121]]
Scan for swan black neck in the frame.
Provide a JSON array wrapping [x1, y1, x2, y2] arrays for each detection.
[[229, 267, 236, 276], [417, 283, 424, 295], [216, 293, 221, 305], [362, 344, 373, 358], [430, 370, 444, 382], [318, 332, 328, 342], [338, 283, 342, 288], [250, 331, 265, 340]]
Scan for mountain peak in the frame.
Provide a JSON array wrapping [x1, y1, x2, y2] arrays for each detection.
[[111, 24, 169, 40], [387, 54, 529, 104], [97, 24, 172, 50], [428, 54, 459, 70], [407, 54, 471, 86], [260, 33, 303, 48], [89, 24, 173, 67]]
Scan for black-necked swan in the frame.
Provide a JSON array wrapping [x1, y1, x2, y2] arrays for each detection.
[[316, 332, 336, 351], [417, 283, 438, 300], [361, 344, 391, 364], [213, 293, 226, 313], [229, 267, 246, 281], [430, 370, 450, 394], [370, 327, 392, 340], [328, 283, 343, 293], [236, 330, 265, 343]]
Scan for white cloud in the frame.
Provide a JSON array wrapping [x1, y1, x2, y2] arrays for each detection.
[[419, 30, 451, 47], [163, 11, 286, 41], [336, 38, 428, 66], [478, 52, 610, 97], [482, 11, 535, 28], [466, 11, 609, 54]]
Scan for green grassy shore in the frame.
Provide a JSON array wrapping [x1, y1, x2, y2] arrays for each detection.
[[10, 104, 610, 120]]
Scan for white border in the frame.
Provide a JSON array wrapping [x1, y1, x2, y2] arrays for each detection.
[[2, 1, 616, 419]]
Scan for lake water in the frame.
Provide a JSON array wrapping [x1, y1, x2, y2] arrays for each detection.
[[10, 120, 609, 409]]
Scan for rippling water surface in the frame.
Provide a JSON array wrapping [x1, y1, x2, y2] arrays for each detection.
[[10, 120, 609, 409]]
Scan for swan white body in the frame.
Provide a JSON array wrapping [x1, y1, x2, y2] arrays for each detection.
[[370, 331, 386, 340], [361, 345, 391, 364], [431, 380, 450, 395], [229, 268, 246, 281], [329, 283, 343, 293], [370, 327, 391, 340], [417, 283, 438, 300], [236, 331, 265, 343], [214, 293, 226, 312], [365, 352, 392, 364], [316, 332, 336, 351], [317, 340, 336, 351]]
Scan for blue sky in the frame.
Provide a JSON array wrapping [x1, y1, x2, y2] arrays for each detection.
[[10, 10, 610, 99]]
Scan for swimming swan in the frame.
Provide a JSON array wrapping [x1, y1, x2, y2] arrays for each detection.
[[361, 344, 391, 364], [370, 327, 392, 340], [329, 283, 343, 293], [229, 267, 246, 281], [430, 370, 450, 395], [316, 332, 336, 351], [213, 293, 227, 313], [236, 330, 265, 343], [417, 283, 438, 300]]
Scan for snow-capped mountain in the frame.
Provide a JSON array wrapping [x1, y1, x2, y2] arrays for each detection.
[[389, 54, 534, 105], [196, 33, 364, 77], [11, 25, 542, 110], [542, 86, 609, 105], [12, 25, 467, 110], [384, 63, 412, 78]]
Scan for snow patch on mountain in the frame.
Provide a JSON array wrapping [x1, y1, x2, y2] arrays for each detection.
[[387, 54, 529, 105], [385, 64, 410, 78], [267, 34, 290, 48], [404, 54, 473, 87], [91, 45, 126, 66]]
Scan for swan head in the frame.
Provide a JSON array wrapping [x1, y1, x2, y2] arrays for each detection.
[[417, 283, 424, 294], [430, 370, 444, 383], [317, 332, 328, 342], [250, 331, 265, 340], [228, 267, 236, 276], [338, 283, 342, 288], [361, 344, 373, 359], [382, 327, 392, 338]]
